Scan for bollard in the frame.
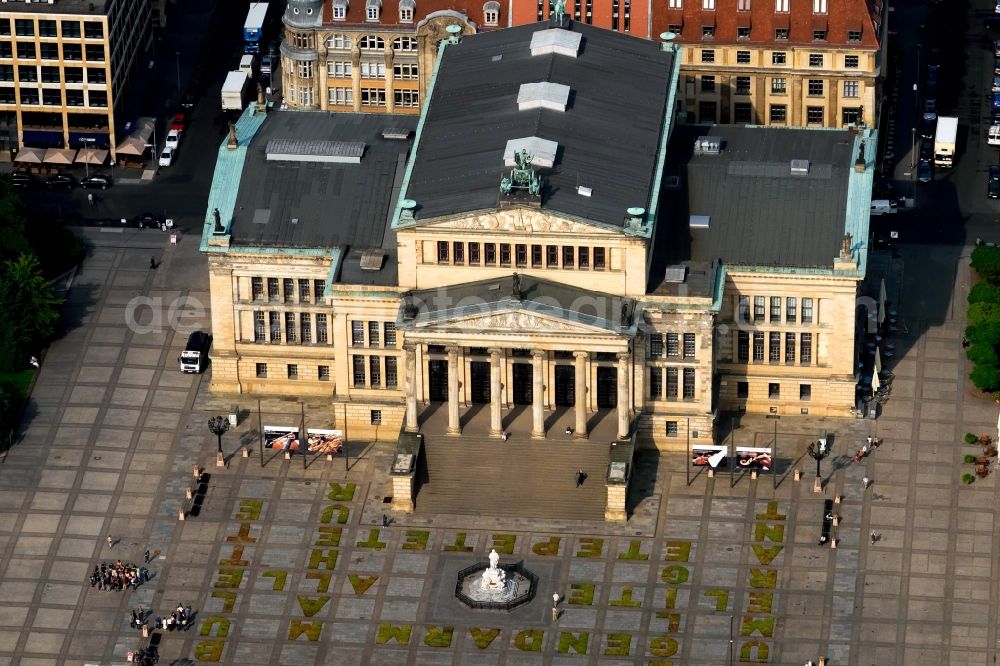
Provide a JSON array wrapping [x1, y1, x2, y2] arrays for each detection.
[[813, 476, 823, 494], [178, 509, 185, 521], [751, 470, 758, 480], [832, 515, 839, 527], [794, 469, 801, 481], [142, 625, 149, 638], [707, 468, 715, 478], [284, 451, 292, 460], [830, 538, 837, 549], [216, 452, 225, 468], [834, 494, 842, 504], [192, 465, 200, 479], [185, 487, 193, 500], [326, 453, 334, 462], [819, 658, 826, 666], [242, 447, 250, 458]]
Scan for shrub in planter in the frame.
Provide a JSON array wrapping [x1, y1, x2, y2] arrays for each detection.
[[965, 454, 977, 464], [966, 433, 980, 444], [962, 473, 975, 485]]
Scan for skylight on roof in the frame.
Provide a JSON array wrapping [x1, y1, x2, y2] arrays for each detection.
[[503, 137, 558, 168], [529, 29, 582, 58], [266, 140, 365, 164], [517, 82, 571, 112]]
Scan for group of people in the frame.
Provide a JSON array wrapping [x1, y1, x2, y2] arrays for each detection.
[[88, 560, 146, 591], [129, 607, 147, 630], [155, 604, 192, 632]]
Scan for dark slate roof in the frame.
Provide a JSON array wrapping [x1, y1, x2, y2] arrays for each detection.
[[403, 22, 675, 227], [229, 111, 416, 253], [649, 125, 854, 290]]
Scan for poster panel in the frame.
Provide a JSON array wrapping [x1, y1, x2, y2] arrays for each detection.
[[735, 446, 773, 471], [691, 444, 728, 469]]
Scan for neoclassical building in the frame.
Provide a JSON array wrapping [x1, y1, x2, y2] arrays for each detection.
[[203, 21, 875, 451]]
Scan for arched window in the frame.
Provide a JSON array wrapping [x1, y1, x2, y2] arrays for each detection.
[[483, 1, 500, 26], [393, 36, 417, 52], [359, 35, 385, 50]]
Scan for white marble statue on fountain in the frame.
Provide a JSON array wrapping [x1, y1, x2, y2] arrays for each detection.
[[480, 549, 507, 591]]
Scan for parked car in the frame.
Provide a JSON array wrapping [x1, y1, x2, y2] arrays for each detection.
[[990, 124, 1000, 146], [995, 0, 1000, 14], [158, 146, 175, 167], [260, 54, 273, 76], [917, 159, 933, 183], [165, 129, 181, 150], [133, 212, 164, 229], [924, 99, 937, 115], [80, 175, 112, 190], [920, 140, 933, 161], [920, 112, 937, 140], [989, 165, 1000, 199], [10, 173, 33, 188], [45, 174, 75, 190], [170, 112, 187, 132], [993, 92, 1000, 111], [994, 56, 1000, 75]]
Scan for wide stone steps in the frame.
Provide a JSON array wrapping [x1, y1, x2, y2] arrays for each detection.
[[414, 434, 610, 520]]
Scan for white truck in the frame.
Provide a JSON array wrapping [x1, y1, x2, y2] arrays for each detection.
[[221, 70, 251, 112], [933, 116, 958, 168]]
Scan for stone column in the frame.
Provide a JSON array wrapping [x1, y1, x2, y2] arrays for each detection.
[[489, 347, 503, 437], [404, 345, 418, 432], [616, 351, 630, 440], [531, 349, 545, 439], [573, 351, 588, 438], [447, 346, 460, 435]]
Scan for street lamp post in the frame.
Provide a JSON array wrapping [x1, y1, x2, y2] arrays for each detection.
[[80, 137, 95, 179], [208, 416, 230, 468], [806, 439, 828, 494], [175, 51, 181, 92]]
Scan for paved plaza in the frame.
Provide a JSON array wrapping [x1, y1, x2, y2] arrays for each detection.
[[0, 232, 997, 665]]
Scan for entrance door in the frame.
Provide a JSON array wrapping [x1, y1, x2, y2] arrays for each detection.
[[512, 363, 533, 405], [596, 366, 617, 408], [470, 361, 490, 404], [428, 360, 448, 402], [554, 365, 575, 406]]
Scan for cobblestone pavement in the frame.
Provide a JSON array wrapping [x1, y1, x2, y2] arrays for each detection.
[[0, 234, 996, 666]]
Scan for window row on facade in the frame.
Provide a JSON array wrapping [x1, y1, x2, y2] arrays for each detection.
[[648, 332, 697, 360], [432, 241, 614, 271], [327, 3, 498, 25], [324, 87, 418, 108], [352, 354, 399, 388], [0, 18, 104, 40], [253, 312, 329, 344], [668, 0, 836, 11], [0, 64, 107, 84], [690, 49, 861, 69], [0, 41, 105, 62], [649, 366, 697, 401], [697, 75, 862, 99], [255, 361, 332, 382], [325, 61, 418, 80], [249, 277, 326, 304], [735, 331, 813, 365], [734, 380, 812, 401], [738, 295, 813, 324], [0, 87, 107, 107], [350, 320, 397, 348], [323, 34, 419, 52]]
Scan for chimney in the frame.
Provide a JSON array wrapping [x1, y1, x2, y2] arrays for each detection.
[[854, 144, 866, 173]]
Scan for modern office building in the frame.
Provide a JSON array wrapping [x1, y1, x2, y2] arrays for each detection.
[[0, 0, 151, 157], [203, 21, 875, 452]]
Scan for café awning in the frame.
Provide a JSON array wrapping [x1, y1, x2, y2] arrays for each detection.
[[75, 147, 109, 165], [13, 147, 45, 163], [43, 148, 77, 164]]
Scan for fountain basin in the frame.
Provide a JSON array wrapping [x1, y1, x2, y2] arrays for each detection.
[[455, 560, 538, 611]]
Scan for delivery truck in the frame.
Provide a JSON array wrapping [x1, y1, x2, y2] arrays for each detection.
[[933, 116, 958, 168], [221, 70, 251, 112], [178, 331, 210, 373]]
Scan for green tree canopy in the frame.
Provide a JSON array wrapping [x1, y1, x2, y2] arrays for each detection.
[[971, 364, 1000, 391], [967, 301, 1000, 327], [972, 245, 1000, 283], [967, 321, 1000, 345], [969, 282, 1000, 305], [0, 253, 62, 370], [968, 343, 999, 367], [0, 176, 28, 262]]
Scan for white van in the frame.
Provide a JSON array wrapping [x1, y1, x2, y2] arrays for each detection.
[[239, 54, 256, 79], [989, 124, 1000, 146], [870, 199, 898, 216]]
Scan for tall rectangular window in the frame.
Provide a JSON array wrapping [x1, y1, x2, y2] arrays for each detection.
[[500, 244, 511, 266], [284, 278, 294, 303], [735, 76, 751, 95], [701, 75, 716, 93], [267, 277, 279, 301], [285, 313, 297, 343], [738, 295, 750, 322], [384, 322, 397, 347], [738, 331, 749, 362], [769, 332, 781, 362], [800, 384, 812, 400], [785, 332, 796, 363], [683, 368, 695, 399], [752, 332, 764, 361], [287, 364, 298, 379], [269, 312, 281, 342], [318, 365, 330, 381], [386, 357, 398, 388], [768, 383, 780, 399], [753, 296, 765, 322], [808, 79, 824, 96], [666, 367, 678, 399], [844, 81, 859, 97], [515, 244, 527, 267], [737, 381, 749, 398], [770, 297, 781, 322], [786, 297, 796, 322], [353, 355, 365, 387], [649, 333, 663, 358], [813, 0, 827, 11], [316, 314, 328, 343], [683, 333, 696, 359], [579, 247, 589, 269], [314, 279, 325, 301], [800, 333, 813, 364], [251, 277, 263, 300], [369, 356, 381, 386], [530, 244, 542, 268], [594, 248, 606, 270], [547, 245, 559, 268], [775, 0, 788, 10], [351, 320, 364, 345], [771, 77, 786, 94], [469, 243, 481, 265], [563, 246, 574, 268], [649, 367, 663, 399], [368, 321, 380, 347], [437, 241, 449, 263], [485, 243, 496, 265], [254, 311, 265, 342], [256, 363, 267, 378], [666, 421, 679, 437], [666, 333, 680, 357], [298, 279, 310, 302], [300, 313, 312, 343], [802, 298, 814, 323], [453, 242, 465, 264]]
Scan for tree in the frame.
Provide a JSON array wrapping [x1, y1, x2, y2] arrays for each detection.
[[0, 253, 62, 370], [968, 343, 999, 367], [972, 245, 1000, 283], [969, 282, 1000, 304], [972, 364, 1000, 391], [968, 301, 1000, 327], [0, 176, 28, 263], [967, 321, 1000, 345]]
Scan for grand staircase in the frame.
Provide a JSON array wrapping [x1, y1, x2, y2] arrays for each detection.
[[414, 433, 610, 521]]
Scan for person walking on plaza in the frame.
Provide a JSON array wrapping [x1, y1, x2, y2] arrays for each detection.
[[107, 535, 113, 549], [870, 530, 878, 545], [575, 470, 586, 487], [861, 476, 869, 490]]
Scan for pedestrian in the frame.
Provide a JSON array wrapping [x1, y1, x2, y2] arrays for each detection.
[[28, 356, 39, 368], [381, 513, 389, 528], [501, 430, 509, 441], [149, 256, 157, 270], [575, 469, 586, 487], [870, 530, 877, 544], [144, 549, 150, 564], [107, 535, 113, 549], [861, 476, 869, 490], [551, 607, 559, 622], [87, 192, 94, 206], [565, 426, 573, 435]]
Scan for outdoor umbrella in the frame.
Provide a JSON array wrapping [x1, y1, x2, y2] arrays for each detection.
[[878, 278, 887, 325], [75, 148, 108, 165], [871, 368, 880, 397], [874, 347, 882, 375], [42, 148, 77, 165], [13, 147, 44, 163]]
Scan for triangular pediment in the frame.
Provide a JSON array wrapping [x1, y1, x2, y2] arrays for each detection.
[[416, 208, 622, 236], [412, 306, 621, 336]]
